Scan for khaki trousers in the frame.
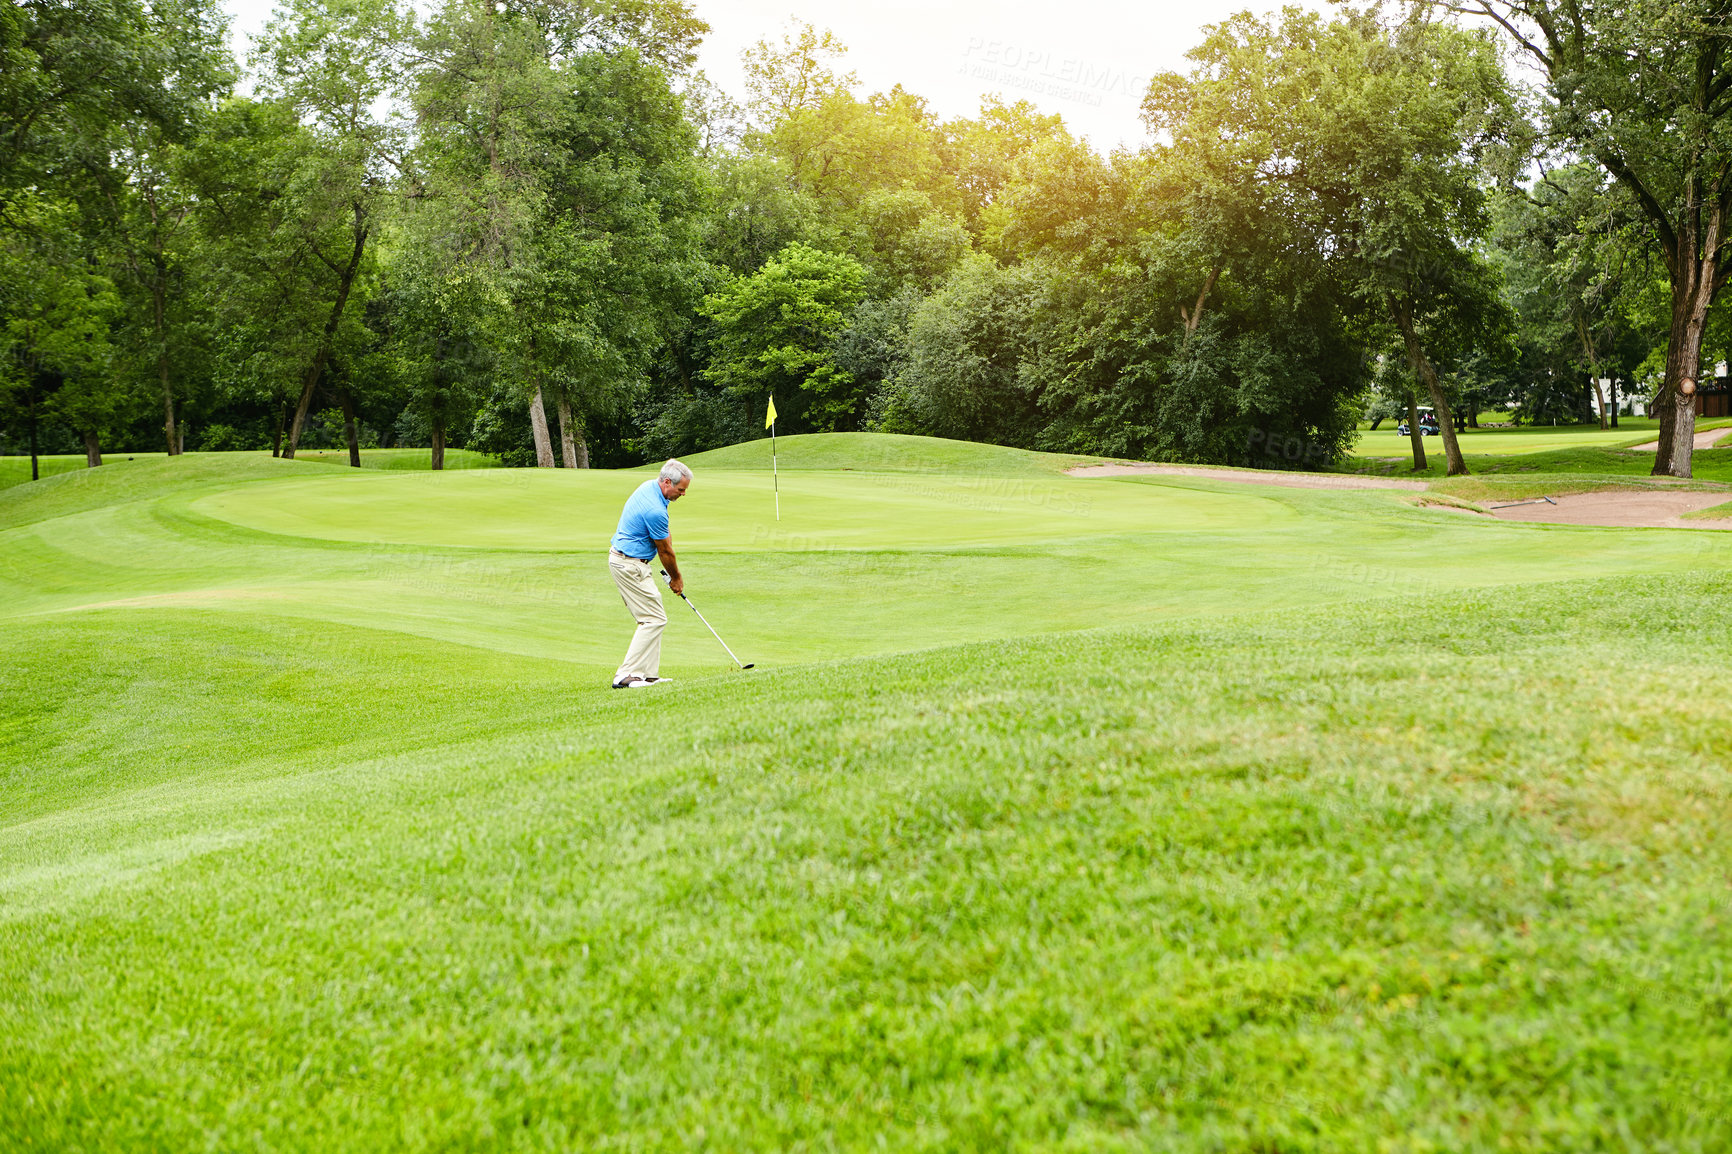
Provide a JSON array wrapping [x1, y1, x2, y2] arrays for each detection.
[[609, 552, 666, 681]]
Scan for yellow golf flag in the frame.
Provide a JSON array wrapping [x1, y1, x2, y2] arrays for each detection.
[[765, 395, 778, 429]]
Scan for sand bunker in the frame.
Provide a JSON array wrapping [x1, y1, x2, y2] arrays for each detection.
[[1068, 462, 1732, 528], [1487, 490, 1732, 529], [1066, 464, 1427, 490]]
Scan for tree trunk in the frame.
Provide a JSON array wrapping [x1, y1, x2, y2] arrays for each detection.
[[1609, 379, 1619, 428], [1391, 295, 1466, 476], [556, 391, 587, 468], [1405, 392, 1427, 472], [284, 204, 369, 459], [529, 384, 555, 467], [1573, 315, 1609, 431], [28, 388, 39, 482], [1370, 416, 1384, 430], [431, 416, 445, 471], [1653, 259, 1715, 478], [83, 431, 102, 467], [1180, 265, 1222, 347], [154, 274, 178, 456], [341, 392, 361, 467]]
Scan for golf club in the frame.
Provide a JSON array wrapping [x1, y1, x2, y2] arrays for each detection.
[[661, 570, 754, 670]]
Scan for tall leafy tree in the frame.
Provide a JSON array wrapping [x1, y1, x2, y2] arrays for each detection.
[[1148, 7, 1516, 475], [739, 19, 856, 128], [406, 0, 707, 467], [1460, 0, 1732, 475], [1489, 163, 1657, 429], [1, 213, 122, 475], [939, 97, 1072, 236], [67, 0, 233, 455], [2, 0, 233, 458], [699, 241, 867, 431], [252, 0, 411, 459]]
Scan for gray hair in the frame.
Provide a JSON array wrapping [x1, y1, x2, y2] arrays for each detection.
[[659, 458, 691, 485]]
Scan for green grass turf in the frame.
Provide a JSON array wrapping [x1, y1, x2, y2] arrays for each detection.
[[0, 453, 98, 489], [0, 448, 498, 493], [283, 447, 501, 470], [4, 435, 1732, 1149], [1349, 419, 1669, 459], [1343, 418, 1732, 483]]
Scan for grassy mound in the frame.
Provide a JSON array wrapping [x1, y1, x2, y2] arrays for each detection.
[[682, 431, 1100, 475]]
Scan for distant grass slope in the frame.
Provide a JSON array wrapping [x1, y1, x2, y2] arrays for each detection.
[[0, 454, 92, 490], [1, 448, 497, 493], [683, 431, 1100, 475], [1350, 419, 1668, 458], [286, 447, 499, 470], [7, 439, 1732, 667]]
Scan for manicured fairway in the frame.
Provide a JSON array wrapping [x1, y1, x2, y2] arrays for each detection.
[[1348, 419, 1708, 458], [1343, 418, 1732, 483], [283, 447, 502, 470], [4, 435, 1732, 1150], [0, 454, 92, 489]]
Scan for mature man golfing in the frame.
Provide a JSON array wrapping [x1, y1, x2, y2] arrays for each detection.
[[608, 459, 690, 689]]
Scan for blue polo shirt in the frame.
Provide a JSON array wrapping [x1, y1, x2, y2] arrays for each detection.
[[610, 478, 669, 560]]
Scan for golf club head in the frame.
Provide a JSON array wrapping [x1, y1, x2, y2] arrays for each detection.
[[658, 569, 752, 668]]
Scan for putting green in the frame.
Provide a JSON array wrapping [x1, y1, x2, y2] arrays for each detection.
[[188, 466, 1300, 551], [5, 445, 1730, 676]]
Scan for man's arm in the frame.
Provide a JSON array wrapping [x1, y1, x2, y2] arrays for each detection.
[[652, 536, 682, 595]]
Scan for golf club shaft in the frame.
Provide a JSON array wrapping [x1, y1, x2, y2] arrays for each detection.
[[662, 571, 749, 668]]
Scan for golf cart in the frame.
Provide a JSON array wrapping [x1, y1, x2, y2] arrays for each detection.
[[1396, 407, 1440, 437]]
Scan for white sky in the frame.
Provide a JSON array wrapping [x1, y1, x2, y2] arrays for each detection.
[[222, 0, 1332, 149]]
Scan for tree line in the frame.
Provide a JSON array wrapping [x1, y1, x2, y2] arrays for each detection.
[[4, 0, 1731, 479]]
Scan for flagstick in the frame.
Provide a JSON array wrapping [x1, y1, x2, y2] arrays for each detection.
[[772, 420, 779, 521]]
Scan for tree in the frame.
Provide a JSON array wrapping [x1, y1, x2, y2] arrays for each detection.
[[700, 242, 867, 431], [1, 0, 234, 458], [67, 0, 233, 456], [1489, 164, 1658, 430], [1, 218, 123, 476], [252, 0, 411, 459], [881, 256, 1051, 448], [1147, 7, 1516, 475], [739, 19, 856, 127], [938, 97, 1072, 236], [183, 96, 347, 457], [701, 152, 834, 276], [406, 0, 708, 468], [1458, 0, 1732, 476]]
